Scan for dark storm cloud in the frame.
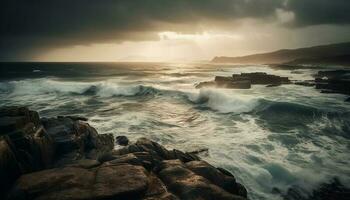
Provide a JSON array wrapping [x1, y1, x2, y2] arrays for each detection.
[[285, 0, 350, 26], [0, 0, 284, 60], [1, 0, 349, 60]]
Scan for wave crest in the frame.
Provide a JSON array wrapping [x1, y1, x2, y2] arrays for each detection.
[[187, 88, 260, 113], [1, 79, 159, 97]]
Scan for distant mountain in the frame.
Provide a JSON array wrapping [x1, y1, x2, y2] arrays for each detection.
[[212, 42, 350, 65]]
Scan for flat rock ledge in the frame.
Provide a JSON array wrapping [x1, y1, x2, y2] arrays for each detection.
[[196, 72, 291, 89], [0, 106, 247, 200]]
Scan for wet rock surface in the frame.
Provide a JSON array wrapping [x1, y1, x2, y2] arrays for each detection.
[[293, 70, 350, 101], [196, 72, 290, 89], [280, 178, 350, 200], [1, 106, 248, 200], [314, 70, 350, 97]]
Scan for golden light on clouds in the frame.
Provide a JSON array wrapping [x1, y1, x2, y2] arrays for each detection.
[[36, 24, 350, 62]]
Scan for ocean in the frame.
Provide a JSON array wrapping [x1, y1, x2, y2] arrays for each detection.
[[0, 62, 349, 199]]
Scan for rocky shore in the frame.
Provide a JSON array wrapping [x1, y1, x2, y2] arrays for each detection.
[[195, 70, 350, 102], [293, 70, 350, 101], [0, 106, 247, 200]]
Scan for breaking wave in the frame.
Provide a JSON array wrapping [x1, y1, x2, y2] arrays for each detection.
[[0, 79, 159, 97], [187, 88, 261, 113]]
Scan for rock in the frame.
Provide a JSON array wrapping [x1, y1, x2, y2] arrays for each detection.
[[266, 84, 281, 87], [0, 136, 21, 197], [113, 138, 200, 166], [294, 81, 315, 87], [66, 159, 101, 169], [282, 178, 350, 200], [1, 107, 248, 200], [196, 76, 251, 89], [0, 107, 55, 197], [158, 160, 246, 200], [186, 161, 247, 198], [144, 173, 178, 200], [8, 164, 149, 200], [196, 72, 290, 89], [42, 116, 114, 159], [346, 97, 350, 102], [314, 70, 350, 96], [116, 135, 129, 146], [57, 115, 88, 121], [103, 153, 143, 167], [233, 72, 290, 85], [187, 148, 209, 155]]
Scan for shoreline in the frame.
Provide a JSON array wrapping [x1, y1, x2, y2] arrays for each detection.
[[0, 106, 247, 200]]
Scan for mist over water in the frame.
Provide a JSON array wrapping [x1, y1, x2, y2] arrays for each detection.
[[1, 62, 349, 200]]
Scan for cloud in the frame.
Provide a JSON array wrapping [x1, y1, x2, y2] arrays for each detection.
[[1, 0, 349, 60], [285, 0, 350, 26]]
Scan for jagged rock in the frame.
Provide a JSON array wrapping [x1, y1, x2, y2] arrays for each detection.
[[233, 72, 290, 85], [116, 135, 129, 146], [0, 107, 40, 132], [0, 107, 55, 198], [66, 159, 101, 169], [57, 115, 88, 121], [113, 138, 200, 166], [282, 178, 350, 200], [2, 107, 248, 200], [294, 81, 315, 87], [314, 70, 350, 96], [157, 160, 246, 200], [0, 136, 22, 197], [42, 116, 114, 160], [8, 164, 149, 200], [187, 148, 209, 155], [185, 161, 247, 198]]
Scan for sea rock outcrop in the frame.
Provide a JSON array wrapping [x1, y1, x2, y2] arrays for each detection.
[[0, 107, 54, 196], [314, 70, 350, 96], [1, 106, 248, 200], [196, 72, 290, 89], [116, 135, 129, 146]]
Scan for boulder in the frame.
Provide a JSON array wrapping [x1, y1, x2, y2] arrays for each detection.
[[8, 164, 149, 200], [157, 160, 245, 200], [282, 178, 350, 200], [112, 138, 200, 166], [42, 116, 114, 160], [0, 136, 21, 197], [116, 135, 129, 146], [0, 107, 55, 198], [186, 161, 247, 198]]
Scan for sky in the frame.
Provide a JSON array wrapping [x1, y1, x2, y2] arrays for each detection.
[[1, 0, 350, 62]]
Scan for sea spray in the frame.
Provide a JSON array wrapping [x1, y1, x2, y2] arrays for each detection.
[[187, 88, 261, 113]]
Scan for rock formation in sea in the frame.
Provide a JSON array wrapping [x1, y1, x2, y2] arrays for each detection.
[[196, 72, 291, 89], [293, 70, 350, 101], [0, 106, 247, 200], [314, 70, 350, 96]]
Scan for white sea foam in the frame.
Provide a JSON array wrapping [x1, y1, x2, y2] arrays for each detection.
[[187, 88, 260, 113], [5, 79, 157, 97]]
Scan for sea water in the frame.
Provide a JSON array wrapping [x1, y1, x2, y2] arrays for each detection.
[[0, 62, 349, 199]]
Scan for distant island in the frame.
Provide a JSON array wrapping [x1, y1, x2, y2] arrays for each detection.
[[212, 42, 350, 65]]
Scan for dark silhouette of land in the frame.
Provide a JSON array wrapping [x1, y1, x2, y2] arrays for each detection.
[[212, 42, 350, 65]]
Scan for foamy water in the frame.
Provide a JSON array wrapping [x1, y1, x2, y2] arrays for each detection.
[[0, 62, 349, 200]]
